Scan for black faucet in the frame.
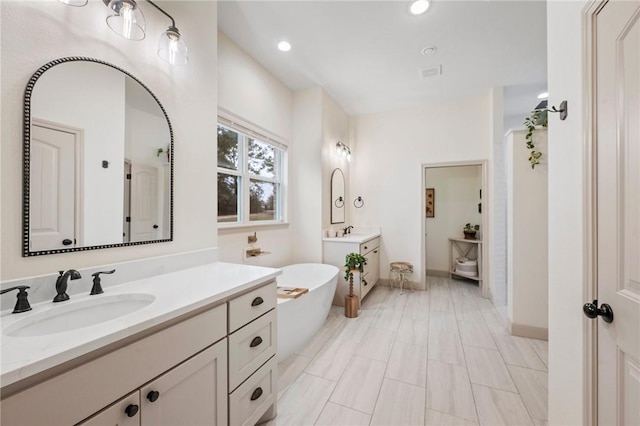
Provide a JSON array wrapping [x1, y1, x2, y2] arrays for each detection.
[[90, 269, 116, 295], [1, 286, 32, 313], [343, 226, 354, 235], [53, 269, 82, 302]]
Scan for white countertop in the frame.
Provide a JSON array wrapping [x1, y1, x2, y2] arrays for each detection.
[[0, 262, 281, 388], [322, 231, 380, 244]]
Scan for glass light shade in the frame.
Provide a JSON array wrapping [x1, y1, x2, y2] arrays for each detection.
[[106, 0, 146, 41], [58, 0, 88, 6], [409, 0, 430, 15], [158, 28, 188, 66]]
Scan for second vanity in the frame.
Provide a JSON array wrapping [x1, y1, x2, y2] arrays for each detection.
[[0, 262, 280, 426], [323, 229, 381, 305]]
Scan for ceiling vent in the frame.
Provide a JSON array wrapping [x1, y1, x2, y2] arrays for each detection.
[[421, 65, 442, 78]]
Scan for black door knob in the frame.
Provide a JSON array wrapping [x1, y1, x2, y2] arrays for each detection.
[[147, 390, 160, 402], [583, 300, 614, 323], [153, 224, 159, 229], [124, 404, 139, 417], [62, 239, 73, 246]]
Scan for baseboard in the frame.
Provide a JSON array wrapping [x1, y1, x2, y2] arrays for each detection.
[[509, 322, 548, 341], [426, 269, 449, 277]]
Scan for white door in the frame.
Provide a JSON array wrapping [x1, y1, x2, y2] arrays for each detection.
[[29, 124, 76, 251], [130, 164, 159, 242], [595, 1, 640, 423]]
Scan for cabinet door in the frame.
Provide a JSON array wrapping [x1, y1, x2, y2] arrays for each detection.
[[140, 339, 228, 426], [77, 391, 140, 426], [365, 246, 380, 287]]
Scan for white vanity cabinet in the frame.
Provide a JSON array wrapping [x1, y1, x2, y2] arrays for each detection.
[[324, 236, 381, 306], [79, 340, 227, 426], [1, 279, 277, 426]]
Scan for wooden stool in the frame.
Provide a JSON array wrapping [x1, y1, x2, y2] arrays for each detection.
[[390, 262, 414, 293]]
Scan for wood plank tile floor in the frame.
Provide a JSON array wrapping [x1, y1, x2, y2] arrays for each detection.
[[266, 277, 548, 426]]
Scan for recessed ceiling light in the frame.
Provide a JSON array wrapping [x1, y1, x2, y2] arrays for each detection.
[[421, 46, 437, 56], [409, 0, 430, 15], [277, 41, 291, 52], [537, 92, 549, 99]]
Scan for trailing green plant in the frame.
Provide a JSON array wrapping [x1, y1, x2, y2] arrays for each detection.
[[156, 144, 171, 161], [523, 109, 548, 169], [344, 252, 367, 282]]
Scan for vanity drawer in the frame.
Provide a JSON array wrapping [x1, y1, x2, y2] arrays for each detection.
[[229, 356, 276, 426], [228, 281, 276, 333], [360, 237, 380, 254], [228, 310, 276, 391]]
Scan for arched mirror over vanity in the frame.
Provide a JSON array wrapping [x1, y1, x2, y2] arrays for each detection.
[[23, 57, 174, 256], [330, 168, 345, 224]]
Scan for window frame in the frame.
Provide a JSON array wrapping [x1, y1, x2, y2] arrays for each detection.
[[217, 121, 287, 228]]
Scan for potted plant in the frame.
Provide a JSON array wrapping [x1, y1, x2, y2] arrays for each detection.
[[343, 253, 366, 318], [463, 223, 480, 240]]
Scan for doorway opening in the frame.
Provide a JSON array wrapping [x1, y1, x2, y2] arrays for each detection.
[[422, 161, 489, 298]]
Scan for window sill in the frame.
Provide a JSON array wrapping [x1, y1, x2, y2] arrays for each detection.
[[217, 222, 290, 233]]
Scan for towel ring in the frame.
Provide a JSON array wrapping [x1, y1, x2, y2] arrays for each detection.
[[353, 196, 364, 208], [334, 197, 344, 208]]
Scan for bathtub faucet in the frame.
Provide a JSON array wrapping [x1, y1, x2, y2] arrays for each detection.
[[343, 226, 354, 235]]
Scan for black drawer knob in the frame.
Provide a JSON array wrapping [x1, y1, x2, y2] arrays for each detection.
[[124, 404, 139, 417], [250, 387, 263, 401], [147, 390, 160, 402], [251, 297, 264, 306], [250, 336, 263, 348]]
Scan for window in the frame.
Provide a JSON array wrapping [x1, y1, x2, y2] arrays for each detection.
[[217, 123, 286, 225]]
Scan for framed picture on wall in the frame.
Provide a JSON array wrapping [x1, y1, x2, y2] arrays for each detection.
[[425, 188, 435, 218]]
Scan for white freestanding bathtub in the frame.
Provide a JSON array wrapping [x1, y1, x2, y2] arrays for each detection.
[[276, 263, 339, 361]]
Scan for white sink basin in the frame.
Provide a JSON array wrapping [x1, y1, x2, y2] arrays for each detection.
[[3, 294, 155, 338]]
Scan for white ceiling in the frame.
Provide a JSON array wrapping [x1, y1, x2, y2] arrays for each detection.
[[217, 0, 548, 117]]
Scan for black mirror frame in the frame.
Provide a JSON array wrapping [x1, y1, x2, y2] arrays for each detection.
[[23, 57, 174, 257]]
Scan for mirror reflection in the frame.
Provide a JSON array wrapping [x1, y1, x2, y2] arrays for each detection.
[[25, 58, 173, 255], [331, 168, 345, 224]]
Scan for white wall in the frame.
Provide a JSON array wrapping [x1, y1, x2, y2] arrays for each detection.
[[425, 166, 482, 273], [491, 87, 508, 306], [547, 1, 589, 424], [351, 94, 493, 291], [291, 88, 323, 264], [506, 129, 548, 337], [547, 0, 587, 425], [216, 32, 295, 267], [289, 87, 351, 265], [1, 1, 218, 280], [321, 91, 351, 232]]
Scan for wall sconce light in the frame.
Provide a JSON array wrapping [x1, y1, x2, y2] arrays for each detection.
[[57, 0, 188, 66], [336, 140, 351, 162]]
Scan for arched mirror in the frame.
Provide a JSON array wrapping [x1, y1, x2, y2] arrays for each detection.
[[23, 57, 173, 256], [331, 168, 345, 224]]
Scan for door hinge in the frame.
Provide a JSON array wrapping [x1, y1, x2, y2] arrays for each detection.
[[126, 174, 132, 179], [126, 217, 131, 222]]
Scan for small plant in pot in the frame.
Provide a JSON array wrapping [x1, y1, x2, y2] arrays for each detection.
[[463, 223, 480, 240], [343, 253, 367, 318]]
